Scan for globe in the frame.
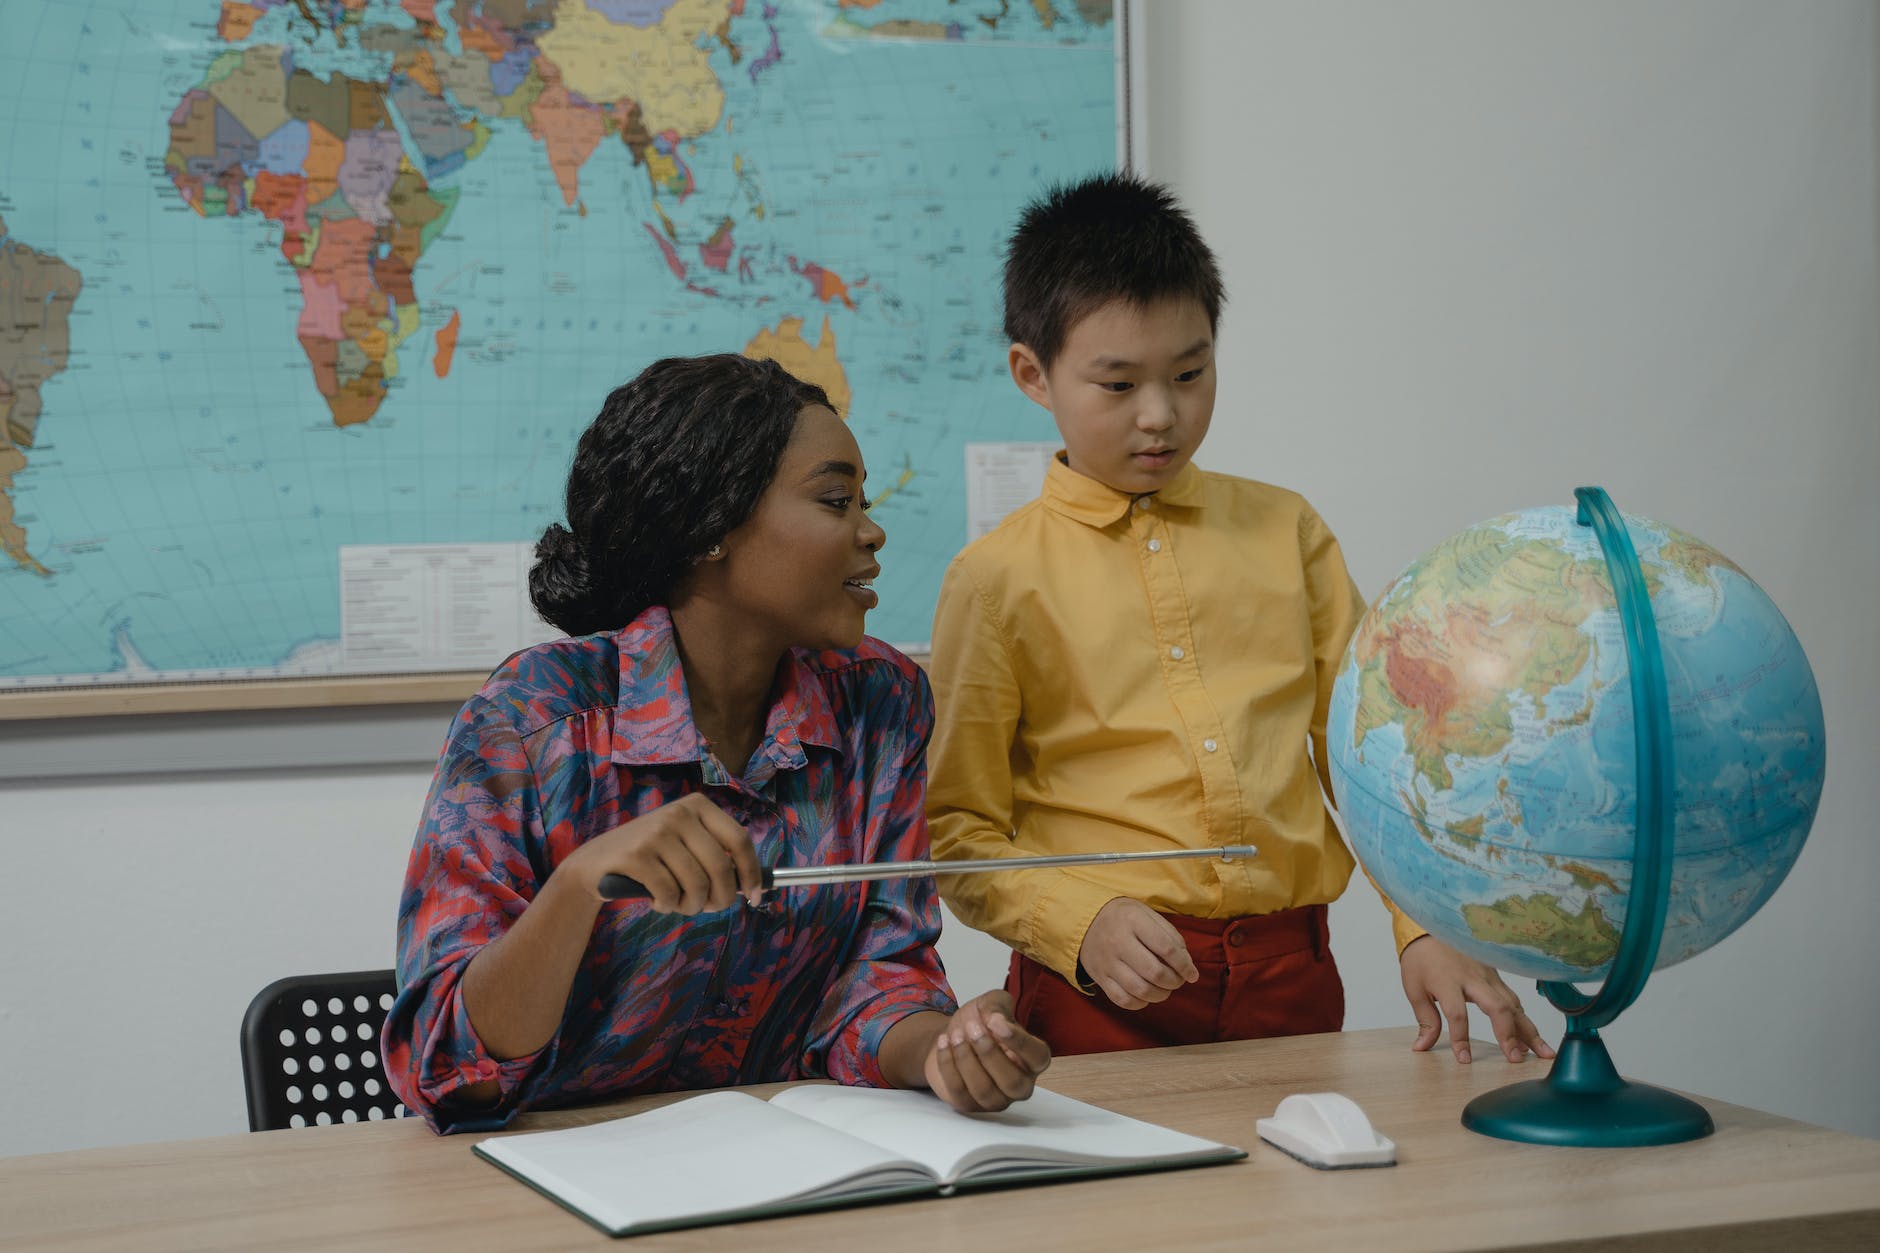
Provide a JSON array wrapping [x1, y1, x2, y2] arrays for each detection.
[[1326, 488, 1826, 1145]]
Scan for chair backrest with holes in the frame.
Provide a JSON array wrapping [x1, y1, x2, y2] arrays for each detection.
[[239, 969, 412, 1131]]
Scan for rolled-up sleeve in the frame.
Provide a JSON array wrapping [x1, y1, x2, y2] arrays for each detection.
[[804, 666, 957, 1087], [383, 696, 552, 1132]]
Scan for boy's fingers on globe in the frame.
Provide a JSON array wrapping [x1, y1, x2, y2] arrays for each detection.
[[1469, 975, 1550, 1061], [1513, 1007, 1554, 1058], [1439, 994, 1472, 1062], [1474, 990, 1526, 1058]]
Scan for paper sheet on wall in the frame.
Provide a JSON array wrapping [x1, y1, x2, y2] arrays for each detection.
[[965, 443, 1060, 543], [340, 543, 561, 672]]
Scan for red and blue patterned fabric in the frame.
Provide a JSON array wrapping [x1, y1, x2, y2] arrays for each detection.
[[384, 604, 956, 1132]]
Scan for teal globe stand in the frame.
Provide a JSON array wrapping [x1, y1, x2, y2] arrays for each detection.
[[1461, 487, 1715, 1147]]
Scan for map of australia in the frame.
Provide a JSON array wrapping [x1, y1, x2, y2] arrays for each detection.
[[0, 0, 1114, 687]]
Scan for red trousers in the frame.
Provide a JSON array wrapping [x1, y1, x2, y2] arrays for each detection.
[[1005, 905, 1345, 1056]]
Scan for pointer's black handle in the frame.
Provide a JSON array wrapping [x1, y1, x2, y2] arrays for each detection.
[[597, 873, 648, 901]]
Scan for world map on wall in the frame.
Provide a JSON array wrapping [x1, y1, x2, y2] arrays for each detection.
[[0, 0, 1115, 688]]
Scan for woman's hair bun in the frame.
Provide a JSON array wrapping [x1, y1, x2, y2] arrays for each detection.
[[535, 355, 832, 637], [529, 522, 608, 635]]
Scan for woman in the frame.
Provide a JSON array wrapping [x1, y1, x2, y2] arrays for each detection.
[[385, 355, 1049, 1132]]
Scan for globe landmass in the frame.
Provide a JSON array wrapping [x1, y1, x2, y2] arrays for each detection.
[[1327, 506, 1824, 983]]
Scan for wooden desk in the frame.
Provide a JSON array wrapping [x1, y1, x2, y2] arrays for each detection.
[[5, 1028, 1877, 1251]]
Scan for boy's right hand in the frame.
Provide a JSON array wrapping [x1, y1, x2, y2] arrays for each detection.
[[564, 793, 763, 915], [1077, 898, 1200, 1009]]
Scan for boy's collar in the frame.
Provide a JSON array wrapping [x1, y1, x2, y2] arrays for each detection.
[[1041, 453, 1206, 527]]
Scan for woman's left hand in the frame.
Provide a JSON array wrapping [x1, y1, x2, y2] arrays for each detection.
[[924, 990, 1052, 1113]]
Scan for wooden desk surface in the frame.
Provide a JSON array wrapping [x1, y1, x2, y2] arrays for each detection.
[[5, 1028, 1877, 1252]]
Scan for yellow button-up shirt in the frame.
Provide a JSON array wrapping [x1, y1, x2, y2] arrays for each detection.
[[927, 457, 1424, 983]]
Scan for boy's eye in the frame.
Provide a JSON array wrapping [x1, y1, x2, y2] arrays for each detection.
[[1098, 381, 1134, 394]]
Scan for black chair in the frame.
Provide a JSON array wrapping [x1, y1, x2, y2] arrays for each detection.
[[240, 969, 413, 1131]]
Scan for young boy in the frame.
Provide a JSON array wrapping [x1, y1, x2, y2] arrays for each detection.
[[927, 173, 1552, 1064]]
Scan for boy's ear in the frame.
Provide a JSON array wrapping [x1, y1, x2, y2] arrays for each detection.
[[1008, 343, 1052, 409]]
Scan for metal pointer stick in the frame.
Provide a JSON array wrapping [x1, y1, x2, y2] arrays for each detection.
[[597, 844, 1257, 901]]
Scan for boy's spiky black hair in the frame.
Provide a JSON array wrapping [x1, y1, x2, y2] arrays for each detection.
[[1002, 171, 1225, 368]]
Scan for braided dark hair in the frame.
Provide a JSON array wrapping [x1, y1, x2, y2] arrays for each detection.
[[530, 355, 831, 636]]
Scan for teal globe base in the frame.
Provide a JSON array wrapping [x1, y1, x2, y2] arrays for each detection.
[[1462, 1029, 1714, 1147]]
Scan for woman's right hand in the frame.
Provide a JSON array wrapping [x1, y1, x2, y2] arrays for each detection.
[[565, 793, 764, 915]]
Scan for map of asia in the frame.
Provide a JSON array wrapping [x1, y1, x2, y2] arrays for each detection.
[[0, 0, 1115, 689]]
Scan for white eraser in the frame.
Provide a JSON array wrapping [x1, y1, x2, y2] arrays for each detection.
[[1256, 1092, 1397, 1169]]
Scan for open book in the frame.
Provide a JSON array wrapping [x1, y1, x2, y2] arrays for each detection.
[[473, 1084, 1246, 1237]]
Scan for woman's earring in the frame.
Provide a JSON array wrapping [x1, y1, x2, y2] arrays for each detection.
[[706, 544, 724, 559]]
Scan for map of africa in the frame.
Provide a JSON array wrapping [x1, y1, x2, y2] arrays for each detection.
[[0, 0, 1115, 689]]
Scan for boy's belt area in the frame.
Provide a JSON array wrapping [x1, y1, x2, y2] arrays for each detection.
[[1167, 904, 1330, 965]]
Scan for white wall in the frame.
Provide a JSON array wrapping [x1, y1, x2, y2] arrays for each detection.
[[3, 1, 1875, 1158], [1142, 0, 1879, 1137]]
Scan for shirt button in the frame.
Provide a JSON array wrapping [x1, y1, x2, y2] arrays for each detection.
[[1147, 538, 1162, 553], [715, 1001, 733, 1017], [1203, 738, 1218, 752], [1170, 646, 1185, 660], [1135, 497, 1151, 511]]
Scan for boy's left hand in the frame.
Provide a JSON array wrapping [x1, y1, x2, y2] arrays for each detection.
[[1399, 936, 1556, 1064], [924, 991, 1052, 1113]]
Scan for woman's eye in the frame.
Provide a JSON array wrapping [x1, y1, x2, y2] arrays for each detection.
[[824, 496, 854, 511], [1176, 366, 1207, 383]]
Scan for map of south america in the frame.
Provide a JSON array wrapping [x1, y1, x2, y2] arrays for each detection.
[[0, 218, 82, 574]]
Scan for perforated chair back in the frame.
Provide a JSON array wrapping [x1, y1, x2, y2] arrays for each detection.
[[240, 969, 412, 1131]]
